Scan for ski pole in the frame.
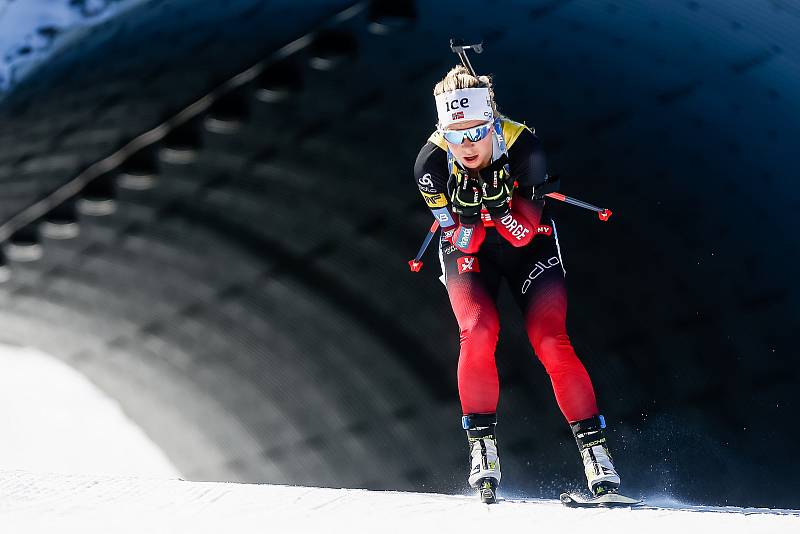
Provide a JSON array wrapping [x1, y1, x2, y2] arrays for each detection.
[[544, 192, 613, 221], [408, 220, 440, 272], [407, 192, 612, 272], [450, 39, 483, 76], [408, 39, 475, 273]]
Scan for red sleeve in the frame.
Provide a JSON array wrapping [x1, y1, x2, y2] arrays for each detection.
[[447, 218, 486, 253], [491, 195, 543, 247]]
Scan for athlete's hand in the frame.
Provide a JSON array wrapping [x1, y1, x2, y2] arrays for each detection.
[[448, 170, 483, 224], [478, 155, 512, 214], [531, 173, 561, 199]]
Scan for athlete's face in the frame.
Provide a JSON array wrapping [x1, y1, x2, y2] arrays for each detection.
[[445, 120, 493, 170]]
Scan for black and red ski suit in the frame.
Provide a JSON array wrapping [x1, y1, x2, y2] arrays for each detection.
[[414, 119, 599, 424]]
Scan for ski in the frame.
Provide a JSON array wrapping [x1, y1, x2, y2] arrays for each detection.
[[559, 491, 642, 508]]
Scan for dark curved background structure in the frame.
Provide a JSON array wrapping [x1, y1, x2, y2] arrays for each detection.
[[0, 0, 798, 508]]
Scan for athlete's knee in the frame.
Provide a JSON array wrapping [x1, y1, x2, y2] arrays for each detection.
[[533, 333, 577, 371], [460, 313, 500, 347]]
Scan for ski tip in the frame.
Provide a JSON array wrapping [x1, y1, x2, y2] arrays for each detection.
[[560, 491, 642, 508]]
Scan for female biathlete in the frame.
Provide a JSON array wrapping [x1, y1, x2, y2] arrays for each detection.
[[413, 65, 621, 503]]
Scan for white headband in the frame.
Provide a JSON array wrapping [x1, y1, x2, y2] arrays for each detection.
[[435, 87, 494, 128]]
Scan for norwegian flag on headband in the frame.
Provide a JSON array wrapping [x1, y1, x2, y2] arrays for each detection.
[[452, 111, 465, 120]]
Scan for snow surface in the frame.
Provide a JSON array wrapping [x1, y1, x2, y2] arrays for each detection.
[[0, 343, 797, 532], [0, 470, 798, 534], [0, 343, 180, 477], [0, 0, 141, 94]]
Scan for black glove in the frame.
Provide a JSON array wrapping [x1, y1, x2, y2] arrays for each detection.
[[448, 169, 483, 224], [478, 155, 513, 214], [532, 173, 561, 199]]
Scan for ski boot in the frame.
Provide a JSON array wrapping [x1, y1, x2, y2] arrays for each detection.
[[463, 413, 501, 504], [570, 415, 621, 496]]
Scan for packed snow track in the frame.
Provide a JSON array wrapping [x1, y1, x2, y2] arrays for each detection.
[[1, 470, 798, 534]]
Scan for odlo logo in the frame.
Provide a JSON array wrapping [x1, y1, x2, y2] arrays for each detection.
[[457, 256, 480, 274], [521, 256, 560, 294]]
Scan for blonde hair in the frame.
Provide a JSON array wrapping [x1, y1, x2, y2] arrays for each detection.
[[433, 64, 500, 117]]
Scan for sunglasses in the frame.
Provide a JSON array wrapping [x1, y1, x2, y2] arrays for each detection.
[[441, 122, 493, 144]]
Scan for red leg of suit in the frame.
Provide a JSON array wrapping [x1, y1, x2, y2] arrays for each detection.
[[522, 276, 599, 423], [442, 227, 600, 421], [445, 262, 501, 415]]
